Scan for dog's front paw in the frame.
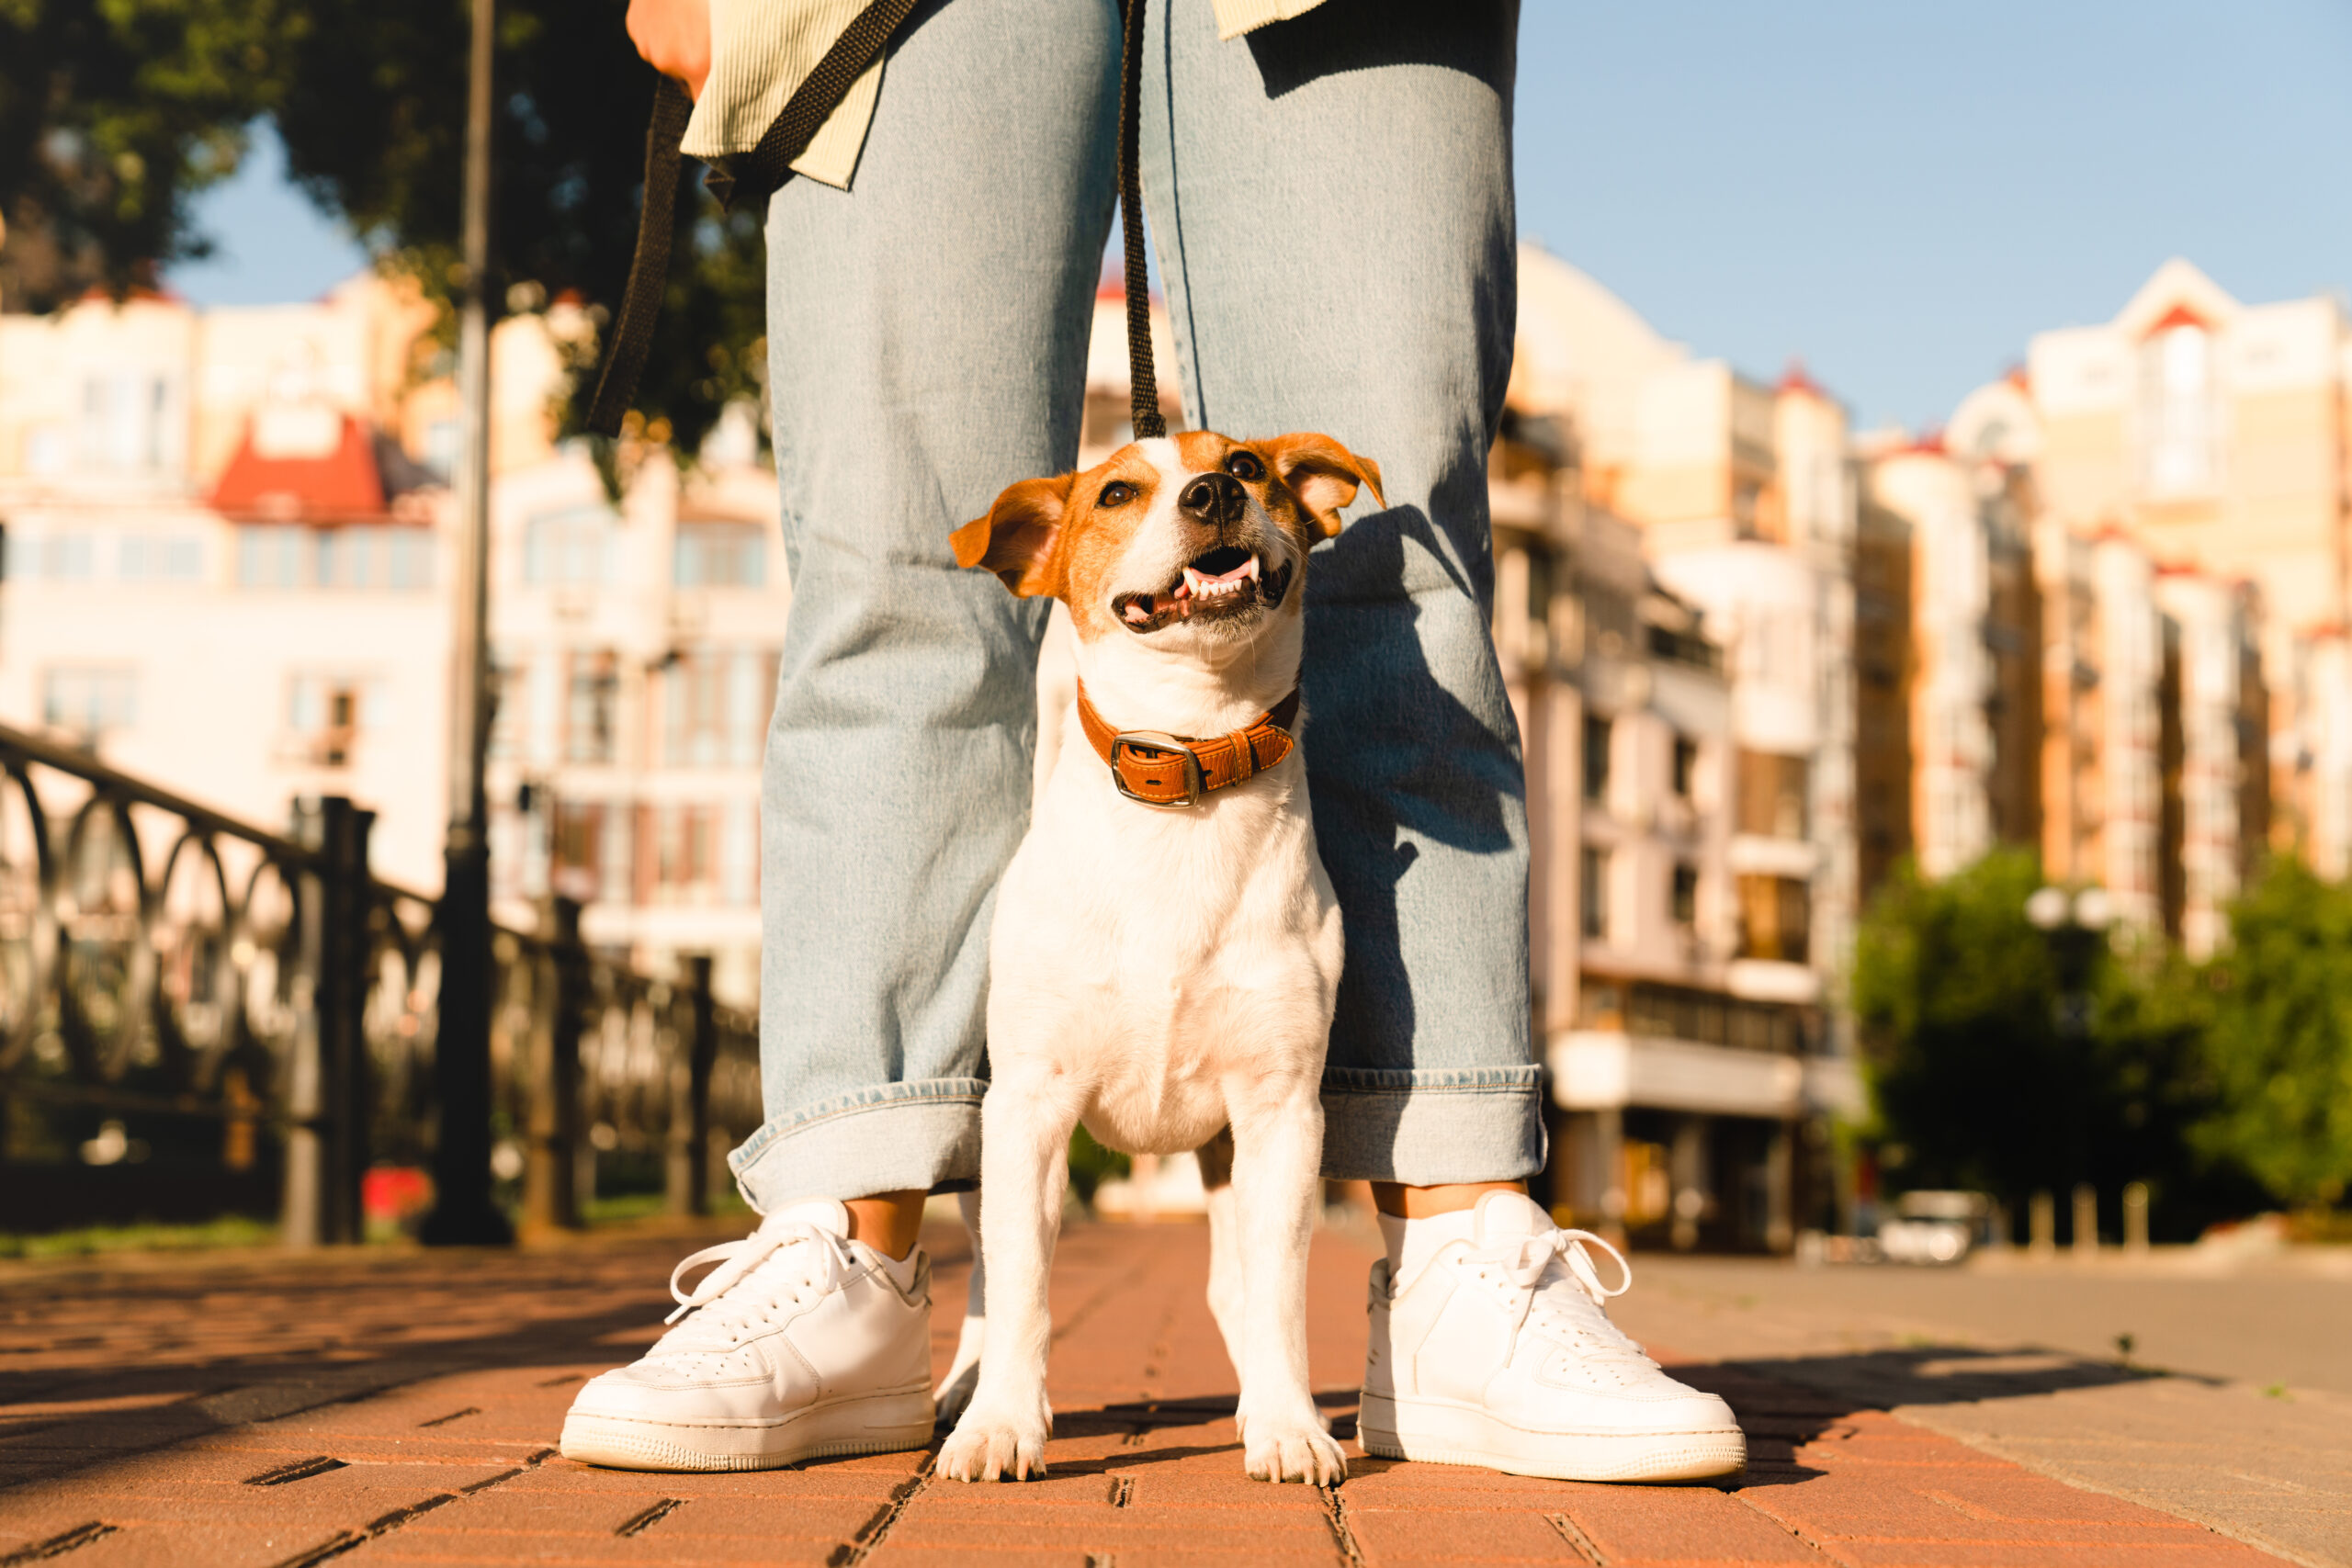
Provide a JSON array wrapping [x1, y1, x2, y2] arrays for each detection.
[[1241, 1412, 1347, 1484], [938, 1405, 1050, 1483]]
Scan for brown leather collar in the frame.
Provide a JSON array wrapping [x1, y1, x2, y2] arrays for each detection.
[[1075, 681, 1302, 808]]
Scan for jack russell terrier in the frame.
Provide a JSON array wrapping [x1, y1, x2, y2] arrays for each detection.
[[935, 429, 1380, 1485]]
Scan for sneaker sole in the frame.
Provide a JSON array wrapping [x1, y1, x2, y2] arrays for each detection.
[[1357, 1390, 1746, 1483], [560, 1385, 936, 1472]]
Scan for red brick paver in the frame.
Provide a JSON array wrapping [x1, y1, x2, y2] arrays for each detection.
[[0, 1222, 2290, 1567]]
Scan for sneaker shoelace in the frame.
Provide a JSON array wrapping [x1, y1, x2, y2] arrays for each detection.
[[1472, 1225, 1662, 1388], [653, 1222, 864, 1356]]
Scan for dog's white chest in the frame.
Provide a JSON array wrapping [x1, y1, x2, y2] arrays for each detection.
[[987, 741, 1343, 1155]]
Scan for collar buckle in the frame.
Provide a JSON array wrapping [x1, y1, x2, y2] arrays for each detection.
[[1109, 731, 1205, 808]]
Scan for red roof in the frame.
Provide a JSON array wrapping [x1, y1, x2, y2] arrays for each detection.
[[2144, 302, 2211, 337], [1777, 358, 1826, 398], [210, 413, 390, 524]]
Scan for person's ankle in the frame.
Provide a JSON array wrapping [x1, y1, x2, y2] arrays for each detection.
[[842, 1190, 929, 1260], [1370, 1179, 1526, 1220]]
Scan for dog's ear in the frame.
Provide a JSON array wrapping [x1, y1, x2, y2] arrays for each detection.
[[951, 473, 1075, 596], [1261, 434, 1385, 540]]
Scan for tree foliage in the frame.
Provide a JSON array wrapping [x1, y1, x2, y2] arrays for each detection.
[[1, 0, 763, 459], [2188, 858, 2352, 1208], [1852, 849, 2248, 1235], [266, 0, 764, 459], [0, 0, 283, 308]]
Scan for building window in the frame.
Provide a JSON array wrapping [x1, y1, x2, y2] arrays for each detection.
[[117, 535, 205, 582], [1580, 846, 1609, 941], [1671, 735, 1698, 798], [78, 372, 174, 474], [1671, 863, 1699, 927], [488, 660, 527, 761], [1736, 750, 1809, 840], [13, 534, 96, 581], [662, 647, 777, 769], [1582, 714, 1611, 803], [286, 673, 381, 767], [43, 668, 137, 739], [564, 651, 620, 764], [235, 525, 432, 590], [1736, 874, 1811, 964], [2140, 319, 2218, 497], [639, 802, 723, 905], [1579, 979, 1809, 1054], [550, 799, 614, 903], [523, 504, 618, 586], [673, 520, 767, 589]]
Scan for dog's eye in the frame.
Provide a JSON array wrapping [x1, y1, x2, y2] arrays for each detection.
[[1099, 481, 1136, 507], [1224, 451, 1265, 482]]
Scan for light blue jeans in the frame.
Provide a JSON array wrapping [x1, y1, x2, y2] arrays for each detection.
[[733, 0, 1537, 1210]]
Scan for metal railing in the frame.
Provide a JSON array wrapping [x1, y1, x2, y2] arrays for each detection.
[[0, 719, 761, 1243]]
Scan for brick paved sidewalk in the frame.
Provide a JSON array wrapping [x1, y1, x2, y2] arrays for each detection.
[[0, 1220, 2296, 1567]]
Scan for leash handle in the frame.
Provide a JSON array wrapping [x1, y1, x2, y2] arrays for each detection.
[[1117, 0, 1165, 440], [587, 78, 693, 439], [587, 0, 921, 439]]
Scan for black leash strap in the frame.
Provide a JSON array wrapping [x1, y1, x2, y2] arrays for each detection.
[[587, 78, 693, 438], [587, 0, 922, 438], [1117, 0, 1164, 440]]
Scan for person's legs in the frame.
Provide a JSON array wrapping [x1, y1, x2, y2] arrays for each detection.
[[565, 0, 1123, 1474], [1139, 0, 1543, 1190], [1134, 2, 1742, 1482], [735, 0, 1123, 1221]]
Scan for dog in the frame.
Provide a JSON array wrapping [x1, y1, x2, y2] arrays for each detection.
[[934, 430, 1381, 1485]]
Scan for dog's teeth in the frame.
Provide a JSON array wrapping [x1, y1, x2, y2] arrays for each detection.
[[1243, 555, 1261, 581], [1182, 567, 1207, 596]]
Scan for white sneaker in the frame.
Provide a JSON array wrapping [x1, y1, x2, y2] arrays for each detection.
[[1359, 1190, 1746, 1483], [560, 1200, 936, 1472]]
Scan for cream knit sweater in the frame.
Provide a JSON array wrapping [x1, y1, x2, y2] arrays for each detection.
[[682, 0, 1330, 189]]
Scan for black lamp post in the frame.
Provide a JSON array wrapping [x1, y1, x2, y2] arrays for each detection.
[[420, 0, 514, 1247]]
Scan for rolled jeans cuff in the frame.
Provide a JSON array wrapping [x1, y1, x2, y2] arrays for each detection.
[[728, 1077, 988, 1213], [1319, 1065, 1546, 1186]]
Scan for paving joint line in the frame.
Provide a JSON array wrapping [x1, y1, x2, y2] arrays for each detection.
[[1544, 1512, 1607, 1566], [827, 1453, 936, 1567], [263, 1441, 538, 1568], [1317, 1483, 1367, 1568], [0, 1523, 117, 1566], [244, 1456, 348, 1486], [417, 1406, 481, 1427], [615, 1497, 685, 1538], [1728, 1486, 1853, 1566]]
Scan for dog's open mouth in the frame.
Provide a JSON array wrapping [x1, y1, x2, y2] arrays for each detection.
[[1114, 546, 1294, 633]]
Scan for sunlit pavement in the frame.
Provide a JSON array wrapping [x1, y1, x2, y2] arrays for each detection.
[[1, 1221, 2340, 1566]]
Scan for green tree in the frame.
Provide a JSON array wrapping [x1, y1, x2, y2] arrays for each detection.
[[1852, 848, 2235, 1234], [1, 0, 759, 460], [1853, 849, 2079, 1201], [2190, 858, 2352, 1209], [265, 0, 764, 462], [0, 0, 282, 308]]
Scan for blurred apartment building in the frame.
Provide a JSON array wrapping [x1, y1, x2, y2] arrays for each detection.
[[0, 276, 786, 1003], [1867, 258, 2326, 957], [1491, 247, 1866, 1249]]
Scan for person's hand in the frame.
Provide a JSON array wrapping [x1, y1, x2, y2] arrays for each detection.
[[626, 0, 711, 100]]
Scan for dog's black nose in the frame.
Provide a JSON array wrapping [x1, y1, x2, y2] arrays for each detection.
[[1179, 471, 1247, 526]]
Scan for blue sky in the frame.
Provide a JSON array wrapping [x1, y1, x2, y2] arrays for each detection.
[[168, 2, 2352, 431]]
